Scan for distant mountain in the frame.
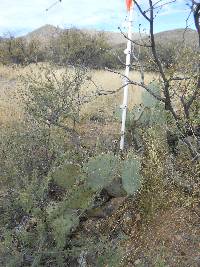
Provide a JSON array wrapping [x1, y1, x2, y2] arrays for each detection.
[[82, 29, 145, 46], [1, 25, 198, 49], [153, 28, 198, 47], [25, 24, 62, 43], [23, 25, 144, 46]]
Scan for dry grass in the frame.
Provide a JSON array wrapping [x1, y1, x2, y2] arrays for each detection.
[[0, 64, 23, 125], [0, 64, 20, 80], [81, 69, 158, 118], [0, 64, 158, 125]]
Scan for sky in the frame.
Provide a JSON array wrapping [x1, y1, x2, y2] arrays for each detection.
[[0, 0, 196, 36]]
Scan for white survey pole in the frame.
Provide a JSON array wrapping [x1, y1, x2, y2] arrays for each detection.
[[120, 2, 134, 150]]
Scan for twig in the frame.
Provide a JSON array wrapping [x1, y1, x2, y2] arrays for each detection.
[[105, 67, 165, 102]]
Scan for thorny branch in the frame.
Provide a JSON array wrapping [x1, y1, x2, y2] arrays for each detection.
[[184, 1, 200, 112], [105, 67, 165, 102], [118, 27, 151, 48]]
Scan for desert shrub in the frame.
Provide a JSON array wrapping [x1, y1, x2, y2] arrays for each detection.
[[156, 41, 181, 69], [1, 37, 26, 64], [0, 123, 56, 186], [173, 143, 200, 193], [19, 64, 94, 160], [21, 64, 87, 126], [0, 181, 84, 266], [138, 41, 183, 71], [50, 28, 117, 69], [139, 126, 174, 220], [1, 61, 129, 266], [0, 35, 44, 65], [0, 120, 96, 266], [0, 63, 88, 265], [25, 38, 45, 63]]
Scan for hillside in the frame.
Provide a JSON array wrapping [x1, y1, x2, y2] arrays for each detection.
[[25, 24, 62, 43], [82, 29, 144, 46], [23, 25, 198, 48], [154, 28, 198, 47], [0, 25, 197, 49], [24, 24, 143, 46]]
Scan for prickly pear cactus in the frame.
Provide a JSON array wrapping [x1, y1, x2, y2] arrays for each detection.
[[121, 153, 142, 195], [142, 82, 160, 108], [83, 153, 121, 191], [51, 163, 81, 189], [139, 82, 166, 126]]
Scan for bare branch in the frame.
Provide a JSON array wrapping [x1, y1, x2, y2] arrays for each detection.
[[148, 0, 167, 84], [185, 86, 200, 111], [133, 0, 150, 21], [185, 2, 200, 111], [169, 76, 191, 81], [105, 67, 165, 102], [118, 27, 151, 48], [144, 0, 176, 14]]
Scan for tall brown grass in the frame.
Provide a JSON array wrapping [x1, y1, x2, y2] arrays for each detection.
[[81, 69, 158, 118], [0, 64, 157, 124]]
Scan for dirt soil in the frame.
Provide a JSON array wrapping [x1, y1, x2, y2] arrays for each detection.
[[123, 204, 200, 266], [79, 196, 200, 267]]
